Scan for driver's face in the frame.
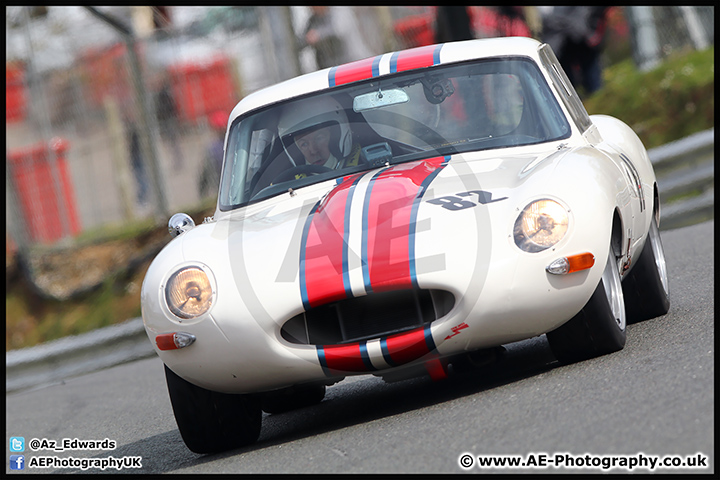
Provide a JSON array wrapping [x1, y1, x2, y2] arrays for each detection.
[[294, 127, 332, 165]]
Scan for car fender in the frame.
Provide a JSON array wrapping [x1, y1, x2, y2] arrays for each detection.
[[592, 114, 656, 265]]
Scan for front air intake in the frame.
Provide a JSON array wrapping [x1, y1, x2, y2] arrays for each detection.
[[281, 289, 454, 345]]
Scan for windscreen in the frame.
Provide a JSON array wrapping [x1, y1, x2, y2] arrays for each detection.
[[219, 57, 570, 210]]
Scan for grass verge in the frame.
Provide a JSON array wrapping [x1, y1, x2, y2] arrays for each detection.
[[584, 46, 714, 149]]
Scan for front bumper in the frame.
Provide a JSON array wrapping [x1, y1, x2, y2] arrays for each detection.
[[143, 237, 604, 394]]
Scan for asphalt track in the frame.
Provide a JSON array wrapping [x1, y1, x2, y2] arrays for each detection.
[[6, 220, 714, 474]]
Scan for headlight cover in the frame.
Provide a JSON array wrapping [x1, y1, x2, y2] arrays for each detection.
[[514, 199, 569, 252], [165, 267, 214, 319]]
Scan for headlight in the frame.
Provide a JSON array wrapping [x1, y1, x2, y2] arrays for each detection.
[[514, 199, 569, 252], [165, 267, 214, 319]]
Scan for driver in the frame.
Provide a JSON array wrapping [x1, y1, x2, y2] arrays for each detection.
[[277, 96, 362, 170]]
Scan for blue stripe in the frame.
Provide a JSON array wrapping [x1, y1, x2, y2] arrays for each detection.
[[299, 200, 322, 310], [361, 168, 388, 294], [408, 156, 451, 288], [433, 44, 443, 65], [317, 345, 330, 376], [389, 52, 400, 74], [423, 323, 436, 352], [371, 55, 382, 77], [380, 338, 396, 367], [328, 66, 337, 87], [359, 342, 376, 371], [341, 176, 362, 299]]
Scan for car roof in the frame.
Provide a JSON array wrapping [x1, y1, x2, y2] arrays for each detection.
[[228, 36, 544, 123]]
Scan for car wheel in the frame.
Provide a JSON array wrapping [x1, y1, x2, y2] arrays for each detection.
[[164, 365, 261, 454], [622, 217, 670, 322], [260, 384, 326, 414], [546, 246, 626, 364]]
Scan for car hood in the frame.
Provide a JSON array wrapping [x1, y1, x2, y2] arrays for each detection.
[[183, 146, 570, 322]]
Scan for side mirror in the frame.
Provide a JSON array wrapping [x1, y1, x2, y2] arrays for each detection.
[[168, 213, 195, 238]]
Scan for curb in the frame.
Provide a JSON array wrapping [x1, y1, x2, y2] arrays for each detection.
[[5, 130, 715, 394]]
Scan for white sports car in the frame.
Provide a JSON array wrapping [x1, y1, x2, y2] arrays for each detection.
[[142, 37, 669, 453]]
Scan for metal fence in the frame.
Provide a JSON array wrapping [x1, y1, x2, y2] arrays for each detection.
[[625, 6, 714, 71], [5, 6, 714, 256]]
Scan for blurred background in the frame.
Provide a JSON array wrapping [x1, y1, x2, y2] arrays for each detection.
[[5, 6, 714, 350]]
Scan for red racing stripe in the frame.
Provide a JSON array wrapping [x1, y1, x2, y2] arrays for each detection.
[[384, 326, 432, 366], [318, 324, 435, 374], [321, 343, 367, 372], [330, 56, 377, 86], [364, 157, 446, 292], [391, 44, 442, 73], [301, 158, 447, 310], [302, 177, 357, 309]]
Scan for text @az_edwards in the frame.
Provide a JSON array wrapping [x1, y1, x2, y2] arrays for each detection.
[[28, 437, 116, 452]]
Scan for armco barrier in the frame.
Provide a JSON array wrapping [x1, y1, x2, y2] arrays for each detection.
[[6, 318, 154, 393], [650, 128, 714, 230], [7, 138, 82, 244], [648, 128, 714, 170]]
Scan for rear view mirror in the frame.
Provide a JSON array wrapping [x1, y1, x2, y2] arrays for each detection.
[[353, 88, 409, 112]]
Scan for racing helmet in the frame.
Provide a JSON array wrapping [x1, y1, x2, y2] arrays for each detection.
[[277, 96, 353, 165]]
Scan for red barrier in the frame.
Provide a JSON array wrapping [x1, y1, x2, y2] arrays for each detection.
[[169, 57, 237, 122], [80, 43, 132, 109], [394, 14, 436, 48], [393, 7, 533, 50], [6, 63, 26, 123], [7, 138, 82, 244]]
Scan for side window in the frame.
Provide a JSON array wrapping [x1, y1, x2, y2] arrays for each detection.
[[538, 44, 593, 133], [481, 73, 524, 136]]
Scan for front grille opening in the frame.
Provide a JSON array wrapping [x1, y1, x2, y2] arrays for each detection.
[[281, 289, 455, 345]]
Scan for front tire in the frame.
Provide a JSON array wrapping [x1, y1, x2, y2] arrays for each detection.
[[547, 246, 627, 364], [622, 217, 670, 322], [164, 365, 262, 454]]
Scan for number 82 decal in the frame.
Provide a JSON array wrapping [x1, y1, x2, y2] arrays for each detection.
[[426, 190, 507, 211]]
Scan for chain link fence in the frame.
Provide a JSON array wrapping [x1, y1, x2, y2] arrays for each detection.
[[5, 6, 713, 257], [625, 6, 714, 71]]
